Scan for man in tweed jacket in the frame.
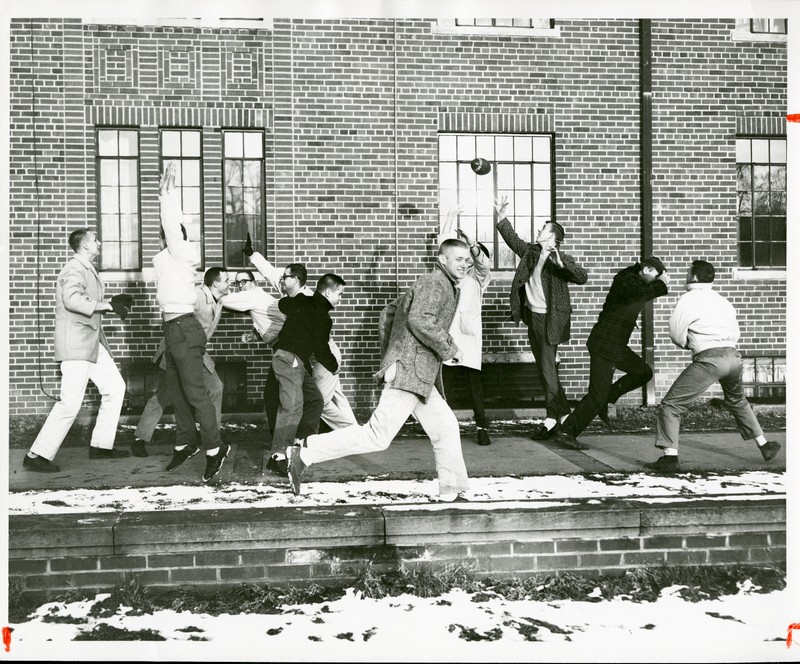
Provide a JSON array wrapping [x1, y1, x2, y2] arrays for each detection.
[[287, 239, 472, 502], [495, 196, 587, 440], [555, 257, 671, 450]]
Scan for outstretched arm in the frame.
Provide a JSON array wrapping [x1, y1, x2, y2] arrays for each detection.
[[158, 162, 189, 254]]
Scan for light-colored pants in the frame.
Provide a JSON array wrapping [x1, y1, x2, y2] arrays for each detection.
[[303, 383, 469, 495], [272, 349, 324, 454], [31, 345, 126, 460], [313, 359, 358, 429], [655, 347, 763, 451], [135, 367, 224, 443]]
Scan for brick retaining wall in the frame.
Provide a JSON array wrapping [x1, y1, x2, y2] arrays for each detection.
[[9, 497, 785, 597]]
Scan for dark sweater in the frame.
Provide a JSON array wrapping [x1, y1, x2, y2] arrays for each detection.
[[274, 291, 339, 374]]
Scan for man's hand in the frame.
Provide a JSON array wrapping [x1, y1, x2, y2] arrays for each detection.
[[243, 232, 254, 257], [455, 227, 472, 246], [494, 195, 509, 219], [159, 161, 177, 196], [241, 330, 259, 343], [550, 246, 565, 268], [451, 348, 465, 364], [109, 293, 133, 320], [657, 272, 671, 286]]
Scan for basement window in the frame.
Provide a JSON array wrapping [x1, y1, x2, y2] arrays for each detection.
[[434, 18, 560, 37], [730, 18, 787, 42], [741, 356, 785, 402]]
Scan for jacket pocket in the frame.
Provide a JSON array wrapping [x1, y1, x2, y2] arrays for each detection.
[[413, 346, 438, 382]]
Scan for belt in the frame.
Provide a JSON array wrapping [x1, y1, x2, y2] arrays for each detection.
[[163, 313, 194, 326]]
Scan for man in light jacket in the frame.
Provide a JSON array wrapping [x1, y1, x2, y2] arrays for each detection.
[[439, 206, 492, 446], [286, 239, 472, 502], [23, 229, 127, 472], [648, 260, 781, 472]]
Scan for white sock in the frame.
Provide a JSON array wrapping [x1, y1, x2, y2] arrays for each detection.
[[663, 448, 678, 456], [175, 445, 187, 451], [26, 452, 38, 459], [206, 446, 219, 456], [755, 436, 767, 446], [543, 417, 558, 430], [438, 493, 457, 502], [272, 453, 286, 460], [559, 413, 570, 424]]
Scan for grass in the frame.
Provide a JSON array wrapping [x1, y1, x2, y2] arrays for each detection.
[[12, 563, 782, 625]]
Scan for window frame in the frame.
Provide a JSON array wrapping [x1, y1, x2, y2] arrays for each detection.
[[438, 132, 556, 272], [221, 128, 266, 270], [749, 18, 787, 34], [433, 18, 560, 38], [94, 126, 142, 272], [159, 127, 205, 271], [735, 135, 786, 271]]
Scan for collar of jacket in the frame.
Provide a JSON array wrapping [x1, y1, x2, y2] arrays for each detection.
[[312, 290, 333, 311], [434, 262, 459, 287], [201, 284, 218, 304], [73, 253, 98, 275]]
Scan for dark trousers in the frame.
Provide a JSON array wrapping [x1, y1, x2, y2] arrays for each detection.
[[443, 365, 490, 429], [264, 366, 279, 435], [525, 310, 570, 420], [562, 346, 653, 438], [163, 314, 221, 451], [270, 349, 324, 455]]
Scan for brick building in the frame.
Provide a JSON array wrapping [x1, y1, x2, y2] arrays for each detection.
[[7, 17, 787, 422]]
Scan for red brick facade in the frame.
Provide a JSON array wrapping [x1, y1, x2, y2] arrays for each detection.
[[8, 18, 787, 418]]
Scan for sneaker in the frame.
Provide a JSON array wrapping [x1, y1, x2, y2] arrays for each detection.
[[476, 428, 491, 446], [646, 455, 680, 473], [202, 442, 231, 483], [89, 447, 130, 459], [266, 455, 288, 475], [287, 445, 307, 496], [165, 444, 200, 472], [759, 440, 781, 462], [22, 454, 60, 473], [131, 439, 149, 458], [531, 422, 558, 440], [553, 431, 590, 451], [430, 492, 470, 503]]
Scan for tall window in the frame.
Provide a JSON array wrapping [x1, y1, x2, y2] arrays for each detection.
[[223, 130, 264, 268], [96, 128, 140, 270], [438, 133, 553, 269], [750, 19, 787, 34], [736, 137, 786, 269], [161, 129, 204, 268]]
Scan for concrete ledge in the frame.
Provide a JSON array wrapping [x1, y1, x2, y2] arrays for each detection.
[[10, 513, 121, 558]]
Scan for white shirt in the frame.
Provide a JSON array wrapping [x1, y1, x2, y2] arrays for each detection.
[[222, 288, 285, 345], [524, 250, 549, 314], [669, 282, 740, 355], [154, 189, 198, 314]]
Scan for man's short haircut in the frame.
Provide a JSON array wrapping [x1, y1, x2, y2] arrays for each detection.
[[235, 269, 255, 282], [68, 228, 92, 252], [438, 238, 469, 255], [545, 221, 565, 243], [690, 259, 715, 283], [204, 267, 226, 288], [286, 263, 308, 286], [641, 256, 666, 275], [317, 273, 346, 292]]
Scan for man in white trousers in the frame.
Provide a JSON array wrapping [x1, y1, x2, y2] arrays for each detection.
[[23, 228, 128, 472], [287, 239, 472, 502]]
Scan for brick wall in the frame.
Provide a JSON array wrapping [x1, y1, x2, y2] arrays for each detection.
[[9, 497, 786, 596], [8, 18, 786, 417]]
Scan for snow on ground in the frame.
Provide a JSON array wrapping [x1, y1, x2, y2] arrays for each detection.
[[8, 582, 797, 662], [7, 471, 784, 515]]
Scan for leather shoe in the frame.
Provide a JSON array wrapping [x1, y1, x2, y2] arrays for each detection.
[[166, 444, 200, 471], [23, 454, 60, 473], [476, 428, 491, 446], [759, 441, 781, 462], [429, 492, 470, 503], [131, 439, 148, 458], [553, 431, 590, 450], [89, 447, 130, 459], [646, 455, 680, 473], [531, 423, 558, 440], [266, 455, 288, 475]]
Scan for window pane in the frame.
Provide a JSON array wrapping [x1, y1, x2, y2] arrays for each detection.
[[772, 242, 786, 267], [514, 217, 532, 242], [243, 132, 263, 158], [774, 357, 786, 383], [439, 136, 456, 161], [118, 131, 138, 156], [770, 192, 786, 215], [514, 136, 532, 161], [770, 165, 786, 191], [181, 160, 201, 186], [439, 162, 457, 189], [741, 358, 755, 383], [183, 187, 201, 215], [495, 136, 513, 160], [738, 217, 752, 241], [102, 243, 120, 269], [533, 163, 551, 189], [770, 217, 786, 241], [243, 161, 262, 188], [224, 132, 243, 158], [98, 130, 118, 156], [738, 192, 751, 215], [738, 242, 752, 267], [770, 140, 786, 163], [498, 244, 515, 269], [496, 164, 514, 189], [458, 163, 476, 187], [457, 135, 475, 160], [183, 131, 201, 157], [751, 139, 769, 162], [514, 191, 532, 216], [184, 216, 202, 241], [460, 188, 476, 212], [533, 190, 551, 216], [751, 18, 768, 32], [120, 242, 138, 270], [754, 242, 771, 266], [752, 165, 769, 190], [514, 163, 531, 189], [162, 131, 181, 157], [100, 187, 119, 213], [100, 160, 119, 186], [475, 136, 495, 160], [225, 161, 243, 188], [119, 187, 138, 214], [243, 188, 260, 214], [119, 161, 138, 186], [459, 215, 477, 238], [736, 164, 751, 191], [120, 214, 139, 242], [735, 139, 750, 163], [476, 216, 494, 244], [101, 214, 119, 240], [753, 191, 769, 214], [532, 136, 551, 162], [754, 217, 771, 241], [495, 18, 513, 27], [774, 19, 787, 33]]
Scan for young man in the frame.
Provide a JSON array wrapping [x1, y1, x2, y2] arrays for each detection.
[[495, 196, 587, 440], [155, 163, 229, 482], [270, 266, 343, 467], [23, 229, 128, 472], [554, 257, 670, 451], [286, 240, 471, 503], [132, 267, 230, 458], [648, 260, 781, 472]]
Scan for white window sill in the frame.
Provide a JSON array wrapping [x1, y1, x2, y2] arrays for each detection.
[[432, 23, 560, 38], [732, 268, 786, 281], [730, 29, 787, 43], [484, 352, 535, 364]]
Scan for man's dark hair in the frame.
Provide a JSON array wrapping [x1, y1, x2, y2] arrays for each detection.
[[235, 269, 255, 282], [204, 267, 226, 288], [641, 256, 666, 275], [546, 221, 565, 243], [690, 259, 715, 283], [286, 263, 308, 286], [438, 238, 469, 255], [317, 273, 346, 292], [68, 228, 92, 252]]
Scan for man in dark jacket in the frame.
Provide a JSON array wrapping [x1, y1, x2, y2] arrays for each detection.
[[554, 257, 671, 450], [287, 239, 471, 502], [271, 267, 344, 459], [495, 196, 588, 440]]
